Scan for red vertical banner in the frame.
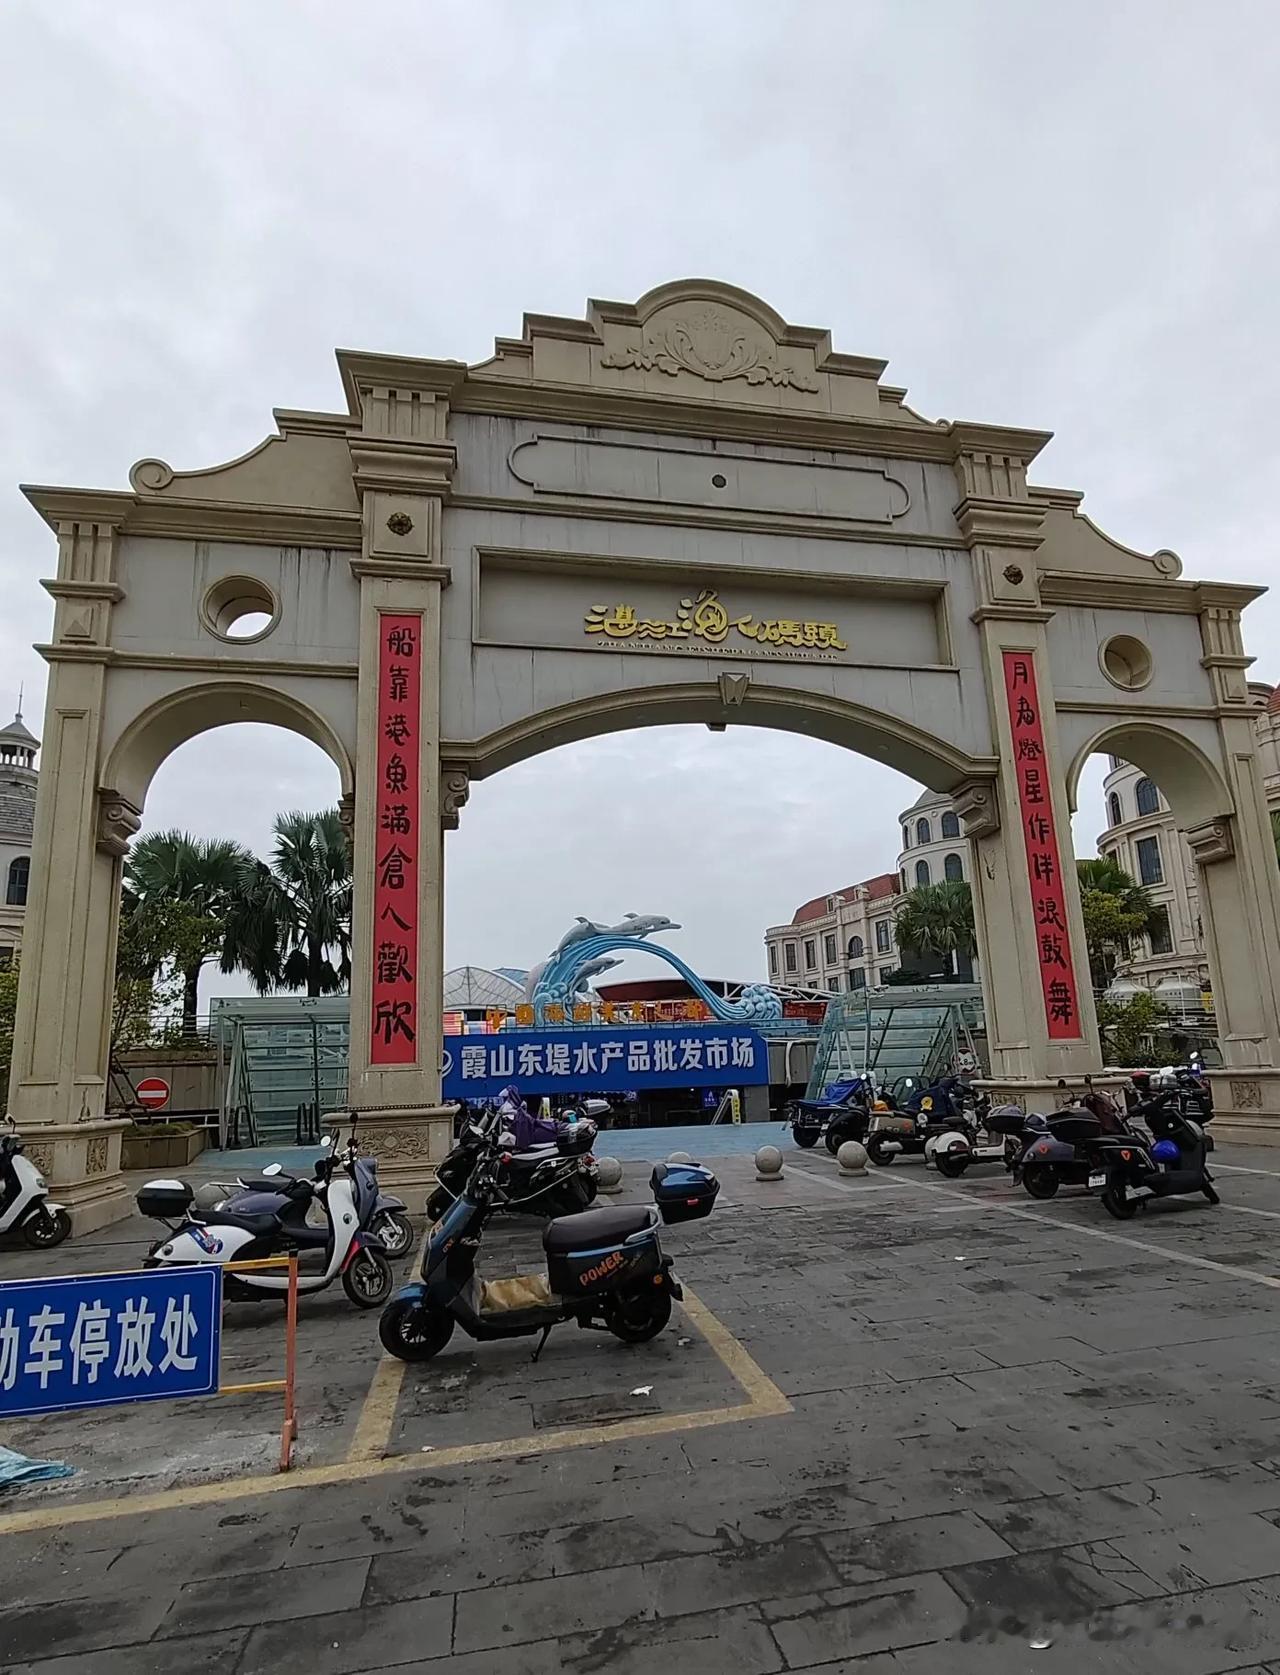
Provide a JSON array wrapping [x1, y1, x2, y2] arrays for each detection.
[[370, 613, 423, 1065], [1002, 650, 1083, 1040]]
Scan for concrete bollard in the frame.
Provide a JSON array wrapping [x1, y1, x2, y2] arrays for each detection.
[[755, 1144, 784, 1182], [667, 1151, 694, 1165], [837, 1140, 869, 1177], [596, 1156, 624, 1195]]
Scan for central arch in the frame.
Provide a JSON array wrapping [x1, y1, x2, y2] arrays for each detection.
[[462, 681, 998, 793]]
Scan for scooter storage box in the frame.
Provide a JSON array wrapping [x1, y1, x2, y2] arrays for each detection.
[[1048, 1112, 1103, 1144], [985, 1110, 1027, 1137], [135, 1178, 193, 1218], [650, 1162, 720, 1224], [546, 1235, 660, 1298]]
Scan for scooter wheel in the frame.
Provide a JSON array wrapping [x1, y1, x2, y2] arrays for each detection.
[[865, 1136, 896, 1167], [935, 1154, 970, 1180], [1101, 1187, 1139, 1220], [342, 1247, 395, 1309], [824, 1128, 843, 1156], [372, 1210, 415, 1258], [378, 1296, 455, 1362], [1022, 1165, 1059, 1200], [605, 1288, 672, 1344], [22, 1207, 71, 1248], [793, 1129, 819, 1149]]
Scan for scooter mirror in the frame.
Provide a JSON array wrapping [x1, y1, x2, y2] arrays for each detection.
[[262, 1163, 283, 1177], [320, 1134, 335, 1150]]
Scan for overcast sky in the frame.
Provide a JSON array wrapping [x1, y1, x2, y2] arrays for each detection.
[[3, 1, 1279, 998]]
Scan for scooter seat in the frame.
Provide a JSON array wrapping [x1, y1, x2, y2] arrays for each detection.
[[199, 1209, 282, 1238], [543, 1204, 655, 1253]]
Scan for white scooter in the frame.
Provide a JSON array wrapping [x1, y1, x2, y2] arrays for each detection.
[[138, 1133, 394, 1308], [0, 1118, 71, 1247]]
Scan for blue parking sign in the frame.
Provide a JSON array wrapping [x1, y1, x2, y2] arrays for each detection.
[[0, 1267, 221, 1419]]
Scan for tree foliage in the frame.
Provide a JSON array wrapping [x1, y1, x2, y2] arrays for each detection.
[[1096, 987, 1168, 1067], [895, 881, 975, 974], [1076, 858, 1154, 991], [221, 810, 352, 998], [113, 893, 223, 1051], [0, 958, 18, 1106]]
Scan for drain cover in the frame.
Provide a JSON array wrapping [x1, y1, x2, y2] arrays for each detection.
[[534, 1393, 661, 1428]]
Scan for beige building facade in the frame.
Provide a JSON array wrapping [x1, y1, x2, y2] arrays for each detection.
[[13, 278, 1280, 1230], [0, 709, 38, 967], [1098, 683, 1280, 1006]]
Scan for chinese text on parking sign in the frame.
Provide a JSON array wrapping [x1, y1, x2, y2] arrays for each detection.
[[371, 613, 423, 1065], [1002, 650, 1082, 1040], [0, 1268, 221, 1419]]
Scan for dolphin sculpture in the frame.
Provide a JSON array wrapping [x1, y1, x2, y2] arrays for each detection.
[[571, 955, 623, 995], [603, 913, 681, 939], [553, 917, 609, 956]]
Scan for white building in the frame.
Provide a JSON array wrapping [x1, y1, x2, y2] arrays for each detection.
[[896, 786, 970, 893], [1097, 679, 1280, 1005], [0, 709, 38, 969]]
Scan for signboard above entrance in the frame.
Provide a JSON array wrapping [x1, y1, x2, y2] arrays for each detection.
[[585, 588, 847, 655], [441, 1024, 768, 1101]]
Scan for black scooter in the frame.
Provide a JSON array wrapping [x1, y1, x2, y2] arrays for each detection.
[[378, 1153, 718, 1363], [1096, 1092, 1218, 1219], [426, 1103, 599, 1222]]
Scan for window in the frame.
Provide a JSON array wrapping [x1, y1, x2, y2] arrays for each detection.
[[915, 859, 931, 886], [848, 934, 864, 959], [944, 852, 964, 882], [900, 868, 907, 892], [1148, 906, 1173, 956], [826, 896, 837, 913], [768, 943, 778, 975], [876, 919, 892, 953], [879, 966, 896, 985], [828, 974, 841, 993], [915, 817, 931, 845], [1136, 835, 1163, 886], [941, 810, 960, 839], [1108, 792, 1122, 827], [804, 938, 817, 970], [901, 825, 911, 850], [784, 942, 797, 973], [1135, 777, 1160, 817], [0, 946, 13, 971], [849, 967, 867, 991], [6, 857, 29, 908], [823, 932, 837, 965]]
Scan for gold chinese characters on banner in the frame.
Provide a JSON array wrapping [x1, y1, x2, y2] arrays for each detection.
[[585, 589, 847, 654]]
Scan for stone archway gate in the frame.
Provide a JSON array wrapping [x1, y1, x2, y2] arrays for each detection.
[[13, 281, 1280, 1229]]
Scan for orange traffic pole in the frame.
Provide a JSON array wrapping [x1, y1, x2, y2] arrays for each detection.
[[280, 1254, 299, 1472]]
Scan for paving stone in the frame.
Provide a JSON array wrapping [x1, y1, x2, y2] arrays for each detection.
[[236, 1596, 454, 1675], [820, 1508, 1015, 1582], [1110, 1514, 1280, 1592], [0, 1594, 172, 1663], [3, 1629, 251, 1675], [156, 1554, 369, 1637], [763, 1570, 968, 1665]]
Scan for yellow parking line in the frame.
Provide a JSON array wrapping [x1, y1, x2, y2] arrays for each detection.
[[0, 1282, 787, 1537], [343, 1221, 431, 1462]]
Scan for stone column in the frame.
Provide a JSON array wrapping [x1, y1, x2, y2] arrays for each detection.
[[7, 514, 132, 1231], [340, 377, 461, 1189], [953, 443, 1103, 1109]]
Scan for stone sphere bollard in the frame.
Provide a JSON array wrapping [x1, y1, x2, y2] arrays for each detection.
[[755, 1144, 784, 1182], [667, 1151, 695, 1165], [837, 1140, 869, 1177], [596, 1156, 624, 1195]]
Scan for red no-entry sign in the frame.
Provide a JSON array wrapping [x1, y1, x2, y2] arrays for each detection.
[[135, 1077, 171, 1112]]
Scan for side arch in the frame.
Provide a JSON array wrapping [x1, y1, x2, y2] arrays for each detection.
[[1064, 719, 1232, 829], [459, 681, 997, 793], [102, 679, 356, 809]]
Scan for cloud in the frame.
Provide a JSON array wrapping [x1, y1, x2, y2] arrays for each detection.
[[3, 0, 1276, 994]]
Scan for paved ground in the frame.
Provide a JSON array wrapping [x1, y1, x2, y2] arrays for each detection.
[[8, 1135, 1280, 1670]]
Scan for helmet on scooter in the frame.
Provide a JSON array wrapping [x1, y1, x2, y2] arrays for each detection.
[[1151, 1138, 1181, 1165]]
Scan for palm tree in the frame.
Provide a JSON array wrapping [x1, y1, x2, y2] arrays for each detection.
[[1076, 857, 1155, 921], [223, 810, 352, 997], [895, 881, 975, 975], [1076, 857, 1155, 991], [125, 833, 256, 1033]]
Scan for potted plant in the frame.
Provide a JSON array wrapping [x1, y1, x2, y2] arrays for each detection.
[[119, 1121, 207, 1170]]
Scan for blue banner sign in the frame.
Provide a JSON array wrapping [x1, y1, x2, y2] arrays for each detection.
[[0, 1267, 221, 1420], [442, 1024, 768, 1101]]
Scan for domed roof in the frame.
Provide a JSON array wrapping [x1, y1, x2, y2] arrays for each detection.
[[0, 710, 37, 749], [898, 785, 950, 820]]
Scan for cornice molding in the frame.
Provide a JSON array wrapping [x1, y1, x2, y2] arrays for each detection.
[[23, 484, 363, 551], [349, 557, 451, 585], [35, 644, 358, 679], [41, 580, 124, 603]]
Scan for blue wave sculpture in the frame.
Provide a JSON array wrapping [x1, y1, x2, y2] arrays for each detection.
[[530, 932, 782, 1025]]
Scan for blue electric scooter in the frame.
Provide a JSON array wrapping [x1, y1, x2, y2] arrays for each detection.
[[377, 1152, 718, 1363]]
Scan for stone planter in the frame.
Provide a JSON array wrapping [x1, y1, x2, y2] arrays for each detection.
[[119, 1127, 208, 1171]]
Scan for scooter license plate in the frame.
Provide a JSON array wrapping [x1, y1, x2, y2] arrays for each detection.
[[1087, 1172, 1107, 1189]]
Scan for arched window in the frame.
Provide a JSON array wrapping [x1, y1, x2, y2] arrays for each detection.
[[941, 810, 960, 839], [1135, 777, 1160, 817], [899, 868, 907, 892], [901, 825, 910, 850], [943, 852, 964, 882], [915, 817, 931, 845], [848, 934, 864, 959], [1108, 791, 1122, 826], [915, 859, 930, 887], [5, 857, 29, 908]]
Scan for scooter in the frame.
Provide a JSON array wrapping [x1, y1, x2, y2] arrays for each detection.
[[986, 1085, 1131, 1199], [1095, 1083, 1218, 1220], [378, 1151, 718, 1363], [0, 1118, 71, 1248], [195, 1137, 414, 1258], [783, 1079, 873, 1151], [138, 1132, 394, 1308], [864, 1078, 977, 1167], [425, 1102, 599, 1223]]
